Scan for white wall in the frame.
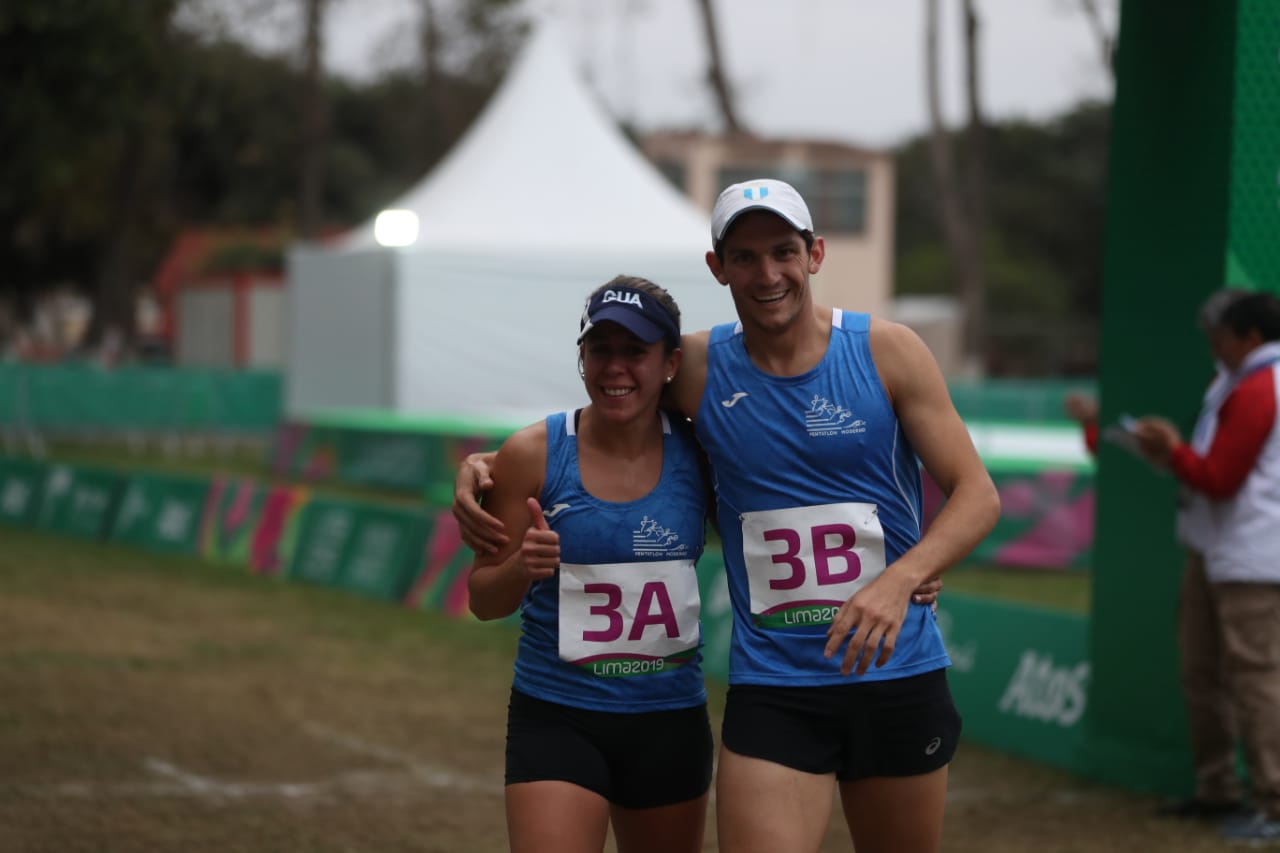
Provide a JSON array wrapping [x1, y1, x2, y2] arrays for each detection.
[[176, 288, 234, 367], [285, 248, 397, 417]]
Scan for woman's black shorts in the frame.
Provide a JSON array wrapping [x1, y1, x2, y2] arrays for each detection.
[[505, 689, 713, 809]]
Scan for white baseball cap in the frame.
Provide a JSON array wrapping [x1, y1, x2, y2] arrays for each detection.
[[710, 178, 814, 244]]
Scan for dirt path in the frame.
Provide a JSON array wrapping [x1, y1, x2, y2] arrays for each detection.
[[0, 530, 1240, 852]]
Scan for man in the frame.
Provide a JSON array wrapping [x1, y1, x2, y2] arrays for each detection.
[[1135, 291, 1280, 843], [456, 179, 999, 852]]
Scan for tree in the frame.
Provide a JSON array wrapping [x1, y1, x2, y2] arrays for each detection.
[[1075, 0, 1116, 78], [924, 0, 988, 373], [693, 0, 744, 135], [896, 101, 1111, 376], [297, 0, 327, 240], [0, 0, 184, 345]]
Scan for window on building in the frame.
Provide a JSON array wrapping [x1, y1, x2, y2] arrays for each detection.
[[812, 169, 867, 235]]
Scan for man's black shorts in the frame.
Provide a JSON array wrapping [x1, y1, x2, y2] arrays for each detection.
[[720, 668, 962, 781], [505, 689, 713, 809]]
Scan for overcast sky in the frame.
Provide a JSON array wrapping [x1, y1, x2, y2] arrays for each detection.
[[247, 0, 1118, 149]]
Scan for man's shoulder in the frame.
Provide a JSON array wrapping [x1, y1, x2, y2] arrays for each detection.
[[867, 316, 925, 352]]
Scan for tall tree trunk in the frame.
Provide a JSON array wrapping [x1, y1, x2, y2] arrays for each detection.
[[418, 0, 451, 171], [959, 0, 987, 366], [693, 0, 743, 134], [298, 0, 327, 240], [88, 126, 156, 354], [924, 0, 986, 374], [86, 2, 177, 355], [1077, 0, 1115, 78]]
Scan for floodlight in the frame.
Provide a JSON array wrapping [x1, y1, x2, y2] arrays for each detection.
[[374, 209, 419, 247]]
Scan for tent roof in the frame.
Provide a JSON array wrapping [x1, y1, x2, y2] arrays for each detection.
[[339, 26, 711, 253]]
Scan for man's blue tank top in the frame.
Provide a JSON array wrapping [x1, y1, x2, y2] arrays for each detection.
[[512, 409, 709, 712], [694, 310, 950, 686]]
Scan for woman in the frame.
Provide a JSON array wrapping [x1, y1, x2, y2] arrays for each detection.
[[467, 275, 712, 853]]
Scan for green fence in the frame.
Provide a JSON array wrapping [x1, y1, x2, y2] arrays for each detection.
[[948, 379, 1097, 423], [0, 363, 281, 435]]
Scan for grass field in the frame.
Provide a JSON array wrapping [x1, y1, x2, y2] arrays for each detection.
[[0, 526, 1246, 852]]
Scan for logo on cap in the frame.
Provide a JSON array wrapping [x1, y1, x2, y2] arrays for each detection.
[[743, 186, 770, 200], [602, 290, 643, 308]]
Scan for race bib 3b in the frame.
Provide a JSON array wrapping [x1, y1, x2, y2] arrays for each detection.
[[741, 503, 887, 630]]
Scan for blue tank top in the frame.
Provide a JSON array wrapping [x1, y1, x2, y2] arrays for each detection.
[[512, 409, 709, 711], [695, 310, 950, 686]]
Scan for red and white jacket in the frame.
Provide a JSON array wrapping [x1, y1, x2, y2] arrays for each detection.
[[1172, 342, 1280, 583]]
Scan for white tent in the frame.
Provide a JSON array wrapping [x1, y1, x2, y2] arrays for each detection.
[[285, 26, 727, 423]]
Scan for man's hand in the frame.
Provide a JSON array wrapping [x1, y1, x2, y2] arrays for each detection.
[[1133, 417, 1181, 467], [823, 572, 916, 676], [452, 451, 507, 554]]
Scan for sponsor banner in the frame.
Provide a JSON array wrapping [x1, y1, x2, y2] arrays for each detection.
[[0, 457, 47, 526], [924, 469, 1094, 570], [0, 364, 279, 433], [198, 477, 310, 575], [403, 510, 476, 617], [110, 474, 211, 554], [937, 594, 1091, 772], [271, 422, 502, 502], [33, 464, 129, 540], [289, 499, 430, 601]]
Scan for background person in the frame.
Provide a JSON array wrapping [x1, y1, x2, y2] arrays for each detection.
[[1134, 290, 1280, 842], [1063, 391, 1100, 455], [467, 275, 712, 853], [457, 179, 999, 853]]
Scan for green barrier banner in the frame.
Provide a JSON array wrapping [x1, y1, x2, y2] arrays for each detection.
[[0, 364, 281, 433], [110, 474, 211, 554], [33, 464, 128, 539], [924, 469, 1094, 570], [341, 506, 431, 601], [289, 499, 359, 587], [271, 422, 506, 502], [289, 499, 430, 601], [197, 477, 311, 575], [937, 594, 1090, 772], [0, 458, 47, 526], [404, 511, 474, 615]]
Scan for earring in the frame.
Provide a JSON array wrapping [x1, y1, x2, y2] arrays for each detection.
[[665, 376, 673, 383]]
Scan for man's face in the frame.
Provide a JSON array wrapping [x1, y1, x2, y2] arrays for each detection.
[[706, 211, 823, 335], [1208, 324, 1261, 370]]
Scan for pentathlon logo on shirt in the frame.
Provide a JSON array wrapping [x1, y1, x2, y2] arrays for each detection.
[[804, 394, 867, 437], [633, 515, 688, 558]]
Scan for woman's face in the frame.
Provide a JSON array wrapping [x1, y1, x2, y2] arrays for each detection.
[[579, 323, 676, 420]]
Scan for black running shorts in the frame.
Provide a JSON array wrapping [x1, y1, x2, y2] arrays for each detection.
[[720, 668, 962, 781], [505, 689, 713, 809]]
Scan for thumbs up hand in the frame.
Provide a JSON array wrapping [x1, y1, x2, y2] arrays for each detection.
[[520, 497, 560, 581]]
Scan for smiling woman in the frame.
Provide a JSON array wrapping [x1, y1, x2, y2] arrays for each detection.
[[463, 274, 716, 853]]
